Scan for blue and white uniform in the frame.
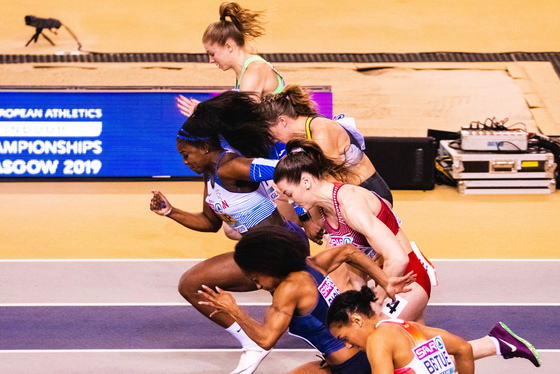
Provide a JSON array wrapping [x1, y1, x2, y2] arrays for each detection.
[[205, 151, 277, 234]]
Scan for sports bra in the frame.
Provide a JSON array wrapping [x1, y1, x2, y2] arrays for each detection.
[[376, 319, 456, 374], [305, 116, 364, 165], [320, 183, 400, 259], [234, 56, 285, 93], [205, 151, 277, 234], [288, 264, 346, 356]]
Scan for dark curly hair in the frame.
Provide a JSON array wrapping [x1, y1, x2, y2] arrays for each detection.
[[234, 226, 309, 279], [327, 286, 378, 326]]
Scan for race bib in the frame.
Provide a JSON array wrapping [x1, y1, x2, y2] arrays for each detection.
[[413, 336, 455, 374], [317, 276, 340, 306], [217, 213, 248, 233], [261, 181, 279, 201], [381, 295, 408, 319]]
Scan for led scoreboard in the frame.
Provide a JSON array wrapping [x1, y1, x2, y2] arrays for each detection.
[[0, 87, 332, 180]]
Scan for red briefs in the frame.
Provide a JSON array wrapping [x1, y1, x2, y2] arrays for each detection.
[[405, 251, 431, 298]]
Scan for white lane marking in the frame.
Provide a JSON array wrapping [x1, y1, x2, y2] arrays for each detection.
[[1, 302, 559, 307]]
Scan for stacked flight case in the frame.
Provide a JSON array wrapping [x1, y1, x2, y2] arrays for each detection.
[[438, 140, 557, 194]]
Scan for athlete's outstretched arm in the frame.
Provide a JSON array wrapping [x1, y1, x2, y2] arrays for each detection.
[[198, 282, 298, 350], [416, 323, 475, 374], [338, 187, 409, 280], [217, 156, 278, 183], [309, 244, 415, 301], [150, 182, 222, 232]]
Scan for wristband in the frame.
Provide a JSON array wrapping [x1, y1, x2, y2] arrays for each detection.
[[163, 206, 173, 216], [249, 158, 279, 181]]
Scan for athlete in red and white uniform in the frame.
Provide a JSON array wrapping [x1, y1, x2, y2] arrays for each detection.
[[321, 183, 432, 301], [276, 138, 544, 367], [274, 139, 432, 323]]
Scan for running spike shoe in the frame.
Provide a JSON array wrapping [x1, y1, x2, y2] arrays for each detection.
[[489, 322, 542, 367]]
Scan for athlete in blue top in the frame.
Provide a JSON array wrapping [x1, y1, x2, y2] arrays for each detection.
[[198, 226, 415, 374]]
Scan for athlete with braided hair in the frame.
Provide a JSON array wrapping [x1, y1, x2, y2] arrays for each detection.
[[149, 119, 305, 374]]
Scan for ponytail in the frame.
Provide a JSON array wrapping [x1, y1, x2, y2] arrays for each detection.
[[203, 2, 267, 47], [260, 85, 318, 125], [273, 138, 355, 184]]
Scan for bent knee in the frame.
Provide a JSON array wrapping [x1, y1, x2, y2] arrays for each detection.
[[178, 268, 205, 299]]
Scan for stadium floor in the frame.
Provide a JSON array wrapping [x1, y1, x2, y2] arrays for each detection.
[[1, 259, 559, 373], [2, 1, 560, 373]]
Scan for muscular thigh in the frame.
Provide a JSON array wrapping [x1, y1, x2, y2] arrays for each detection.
[[179, 252, 257, 292]]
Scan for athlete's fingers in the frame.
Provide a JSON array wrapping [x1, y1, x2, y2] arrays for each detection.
[[404, 271, 416, 283], [208, 309, 223, 318], [198, 285, 218, 298]]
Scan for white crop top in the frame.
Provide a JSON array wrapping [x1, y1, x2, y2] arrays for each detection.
[[205, 151, 277, 234]]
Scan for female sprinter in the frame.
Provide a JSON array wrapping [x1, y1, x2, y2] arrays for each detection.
[[273, 138, 543, 365], [327, 287, 541, 373], [273, 138, 429, 323], [328, 287, 475, 374], [182, 88, 389, 244], [176, 1, 284, 117], [199, 226, 416, 374], [259, 84, 392, 206], [149, 121, 303, 374]]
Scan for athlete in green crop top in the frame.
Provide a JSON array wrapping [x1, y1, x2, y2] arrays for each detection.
[[176, 1, 285, 119], [235, 55, 284, 94]]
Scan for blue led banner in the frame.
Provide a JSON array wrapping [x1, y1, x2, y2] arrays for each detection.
[[0, 88, 332, 179]]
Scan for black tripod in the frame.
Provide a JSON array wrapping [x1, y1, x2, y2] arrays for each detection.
[[24, 15, 82, 51]]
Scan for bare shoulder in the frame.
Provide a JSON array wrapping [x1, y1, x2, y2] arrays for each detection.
[[311, 117, 346, 137], [245, 58, 267, 71], [374, 322, 409, 345], [337, 184, 376, 207], [278, 271, 314, 294]]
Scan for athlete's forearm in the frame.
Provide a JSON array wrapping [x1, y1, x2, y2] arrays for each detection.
[[454, 349, 475, 374], [228, 307, 281, 350], [167, 208, 222, 232], [343, 245, 390, 290]]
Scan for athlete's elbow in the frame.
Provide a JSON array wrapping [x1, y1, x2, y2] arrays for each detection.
[[342, 243, 360, 261], [457, 341, 474, 359]]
